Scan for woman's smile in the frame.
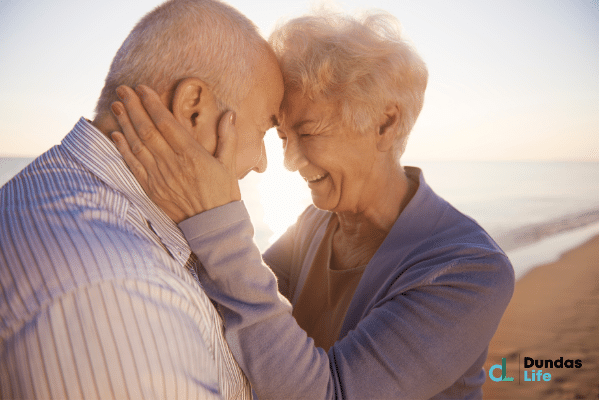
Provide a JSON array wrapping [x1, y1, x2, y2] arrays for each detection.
[[304, 172, 329, 184]]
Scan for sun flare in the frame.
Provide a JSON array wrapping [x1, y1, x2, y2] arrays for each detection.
[[239, 131, 313, 251]]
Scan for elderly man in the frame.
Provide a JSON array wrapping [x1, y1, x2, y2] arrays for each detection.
[[0, 0, 283, 398]]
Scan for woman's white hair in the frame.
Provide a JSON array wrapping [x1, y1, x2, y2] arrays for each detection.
[[269, 10, 428, 157], [96, 0, 268, 118]]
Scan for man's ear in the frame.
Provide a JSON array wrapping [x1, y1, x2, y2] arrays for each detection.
[[376, 103, 401, 152], [172, 77, 221, 154]]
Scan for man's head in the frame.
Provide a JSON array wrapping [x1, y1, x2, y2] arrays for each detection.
[[94, 0, 283, 178]]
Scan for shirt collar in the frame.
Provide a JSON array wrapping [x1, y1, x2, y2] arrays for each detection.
[[61, 117, 192, 265]]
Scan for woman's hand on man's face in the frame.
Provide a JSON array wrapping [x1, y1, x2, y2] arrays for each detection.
[[110, 85, 241, 223]]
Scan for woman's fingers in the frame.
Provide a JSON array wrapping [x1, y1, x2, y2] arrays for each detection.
[[212, 110, 241, 206], [215, 111, 238, 173], [112, 129, 189, 223], [112, 87, 181, 187], [112, 84, 241, 219], [116, 86, 169, 153], [116, 85, 212, 166], [134, 85, 199, 153], [111, 131, 149, 187], [111, 100, 161, 171]]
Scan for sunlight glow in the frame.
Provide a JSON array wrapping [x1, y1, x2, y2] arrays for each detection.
[[259, 132, 312, 245]]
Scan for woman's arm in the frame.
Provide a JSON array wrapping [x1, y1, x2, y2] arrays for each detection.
[[181, 201, 515, 400]]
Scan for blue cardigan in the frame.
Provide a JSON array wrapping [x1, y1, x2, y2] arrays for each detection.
[[181, 167, 515, 399]]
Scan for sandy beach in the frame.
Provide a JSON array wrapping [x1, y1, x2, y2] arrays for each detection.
[[483, 235, 599, 399]]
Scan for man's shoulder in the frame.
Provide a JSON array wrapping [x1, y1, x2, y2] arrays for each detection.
[[0, 186, 189, 333], [2, 145, 129, 220], [0, 146, 170, 283]]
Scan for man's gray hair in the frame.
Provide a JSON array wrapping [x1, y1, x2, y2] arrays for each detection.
[[96, 0, 268, 118]]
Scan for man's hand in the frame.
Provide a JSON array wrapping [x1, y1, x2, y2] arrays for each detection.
[[110, 85, 241, 223]]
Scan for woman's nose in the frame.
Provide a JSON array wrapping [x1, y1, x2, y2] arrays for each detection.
[[283, 136, 308, 172]]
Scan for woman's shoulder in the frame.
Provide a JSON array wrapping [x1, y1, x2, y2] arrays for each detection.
[[402, 167, 506, 255], [384, 168, 514, 284]]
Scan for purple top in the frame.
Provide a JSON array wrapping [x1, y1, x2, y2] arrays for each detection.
[[180, 167, 514, 399]]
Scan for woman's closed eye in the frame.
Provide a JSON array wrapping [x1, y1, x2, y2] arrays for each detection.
[[297, 128, 321, 138], [276, 129, 316, 144]]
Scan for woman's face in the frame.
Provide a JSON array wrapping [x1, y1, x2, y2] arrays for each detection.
[[277, 90, 382, 213]]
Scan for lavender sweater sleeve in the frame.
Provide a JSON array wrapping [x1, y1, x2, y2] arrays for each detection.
[[180, 200, 514, 400], [179, 202, 333, 399]]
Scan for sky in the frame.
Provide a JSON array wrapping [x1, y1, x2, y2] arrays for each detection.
[[0, 0, 598, 249], [0, 0, 597, 162]]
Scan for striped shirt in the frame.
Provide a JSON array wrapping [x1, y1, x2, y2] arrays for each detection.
[[0, 118, 251, 399]]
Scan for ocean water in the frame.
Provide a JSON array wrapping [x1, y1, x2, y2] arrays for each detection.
[[406, 161, 598, 279], [1, 157, 597, 280]]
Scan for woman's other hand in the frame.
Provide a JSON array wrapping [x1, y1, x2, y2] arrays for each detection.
[[110, 85, 241, 223]]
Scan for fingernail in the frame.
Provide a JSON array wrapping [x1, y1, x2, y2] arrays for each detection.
[[116, 86, 126, 100], [111, 103, 122, 116], [230, 111, 237, 126]]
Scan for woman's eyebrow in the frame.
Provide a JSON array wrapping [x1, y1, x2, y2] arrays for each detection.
[[292, 119, 315, 131]]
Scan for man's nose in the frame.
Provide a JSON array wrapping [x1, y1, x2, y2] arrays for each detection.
[[253, 141, 267, 173], [283, 136, 308, 172]]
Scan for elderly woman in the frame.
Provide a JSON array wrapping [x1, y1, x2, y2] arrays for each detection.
[[112, 10, 514, 400]]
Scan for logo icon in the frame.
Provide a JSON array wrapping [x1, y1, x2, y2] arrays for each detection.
[[489, 358, 514, 382]]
